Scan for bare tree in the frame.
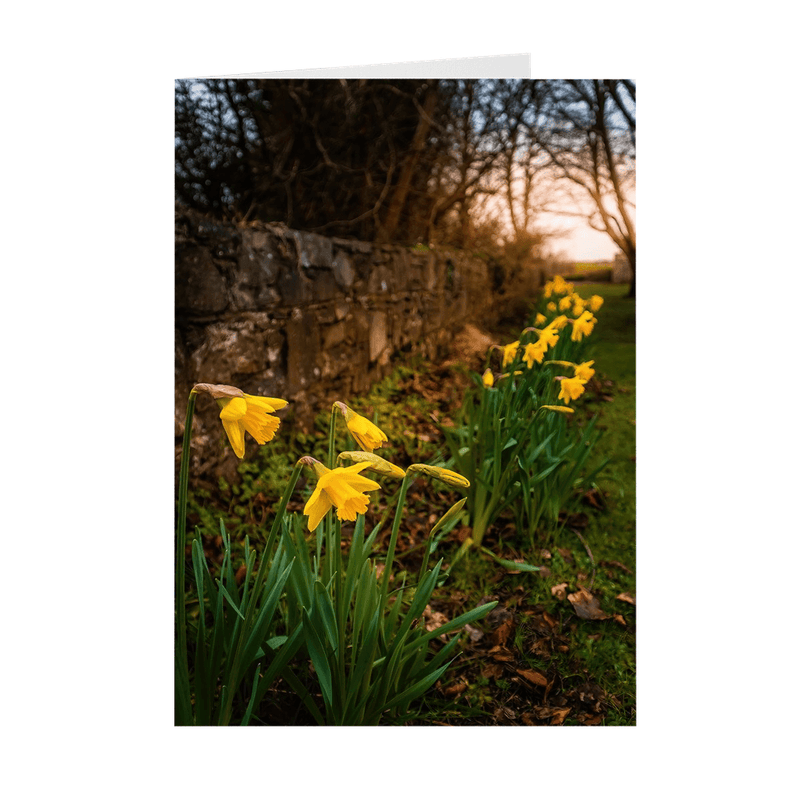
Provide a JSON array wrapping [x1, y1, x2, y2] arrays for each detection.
[[539, 80, 636, 296]]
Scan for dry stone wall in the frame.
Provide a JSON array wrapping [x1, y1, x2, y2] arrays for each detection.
[[175, 206, 517, 477]]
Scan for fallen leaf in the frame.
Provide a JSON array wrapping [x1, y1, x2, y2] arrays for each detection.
[[441, 679, 469, 697], [481, 663, 504, 680], [551, 582, 569, 601], [423, 605, 449, 638], [616, 592, 636, 605], [463, 624, 485, 643], [583, 487, 606, 509], [493, 707, 517, 723], [542, 611, 559, 629], [488, 645, 515, 662], [550, 708, 570, 725], [567, 588, 610, 620], [516, 668, 548, 688], [613, 614, 627, 626]]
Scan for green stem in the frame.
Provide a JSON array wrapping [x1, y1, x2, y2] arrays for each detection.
[[327, 404, 339, 470], [380, 473, 413, 600], [175, 390, 197, 724]]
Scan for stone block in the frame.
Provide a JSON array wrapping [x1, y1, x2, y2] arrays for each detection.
[[292, 230, 333, 268], [322, 321, 348, 350], [332, 251, 356, 288], [176, 245, 228, 314], [279, 266, 314, 306], [286, 309, 321, 393], [369, 311, 388, 363], [367, 265, 393, 294], [310, 269, 338, 302]]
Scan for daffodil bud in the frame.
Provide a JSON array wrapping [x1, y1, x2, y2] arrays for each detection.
[[407, 464, 470, 488], [430, 497, 468, 536], [338, 451, 406, 479]]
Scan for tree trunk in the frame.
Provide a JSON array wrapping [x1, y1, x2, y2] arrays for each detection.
[[626, 248, 636, 298]]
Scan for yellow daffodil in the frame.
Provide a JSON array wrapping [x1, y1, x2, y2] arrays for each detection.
[[570, 311, 597, 342], [588, 295, 604, 312], [192, 383, 287, 459], [574, 360, 596, 381], [540, 405, 575, 414], [558, 295, 573, 311], [552, 315, 569, 330], [551, 275, 573, 295], [537, 323, 560, 349], [557, 376, 588, 404], [543, 282, 554, 298], [572, 302, 585, 318], [502, 340, 521, 368], [302, 459, 381, 531], [547, 302, 557, 312], [523, 340, 547, 368], [337, 450, 406, 479], [407, 463, 470, 488], [546, 359, 597, 382], [534, 313, 546, 327], [482, 369, 495, 387], [335, 402, 388, 452]]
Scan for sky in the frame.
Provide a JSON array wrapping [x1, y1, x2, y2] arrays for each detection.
[[550, 218, 620, 262]]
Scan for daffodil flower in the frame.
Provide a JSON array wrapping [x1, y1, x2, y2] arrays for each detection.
[[523, 340, 547, 368], [588, 295, 604, 312], [552, 315, 569, 330], [556, 375, 588, 404], [551, 275, 572, 295], [558, 295, 573, 311], [302, 459, 381, 531], [537, 323, 560, 349], [482, 369, 495, 387], [502, 340, 520, 368], [574, 360, 596, 381], [570, 311, 597, 342], [547, 302, 557, 312], [545, 359, 596, 382], [192, 383, 287, 458], [335, 402, 388, 452], [534, 313, 546, 327]]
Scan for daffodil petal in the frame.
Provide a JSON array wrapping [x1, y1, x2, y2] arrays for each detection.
[[221, 418, 245, 458], [305, 486, 333, 532]]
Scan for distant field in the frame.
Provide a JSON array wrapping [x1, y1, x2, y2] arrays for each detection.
[[572, 262, 612, 273]]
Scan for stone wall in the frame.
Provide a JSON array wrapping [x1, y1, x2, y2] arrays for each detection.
[[175, 206, 531, 477]]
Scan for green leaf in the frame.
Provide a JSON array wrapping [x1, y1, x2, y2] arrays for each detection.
[[302, 607, 334, 712], [480, 547, 541, 572]]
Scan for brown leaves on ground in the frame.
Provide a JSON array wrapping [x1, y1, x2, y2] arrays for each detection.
[[567, 588, 610, 621]]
